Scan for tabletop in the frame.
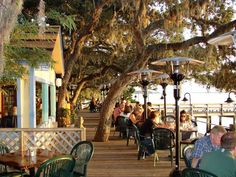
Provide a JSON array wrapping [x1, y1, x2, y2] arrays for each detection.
[[0, 148, 62, 176]]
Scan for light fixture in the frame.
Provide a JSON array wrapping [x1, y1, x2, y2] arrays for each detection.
[[152, 57, 204, 177], [56, 78, 62, 87], [208, 30, 236, 46], [156, 73, 169, 118], [225, 91, 235, 103], [128, 67, 162, 119], [182, 92, 192, 116]]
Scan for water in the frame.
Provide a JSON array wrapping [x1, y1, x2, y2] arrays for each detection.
[[133, 80, 235, 134]]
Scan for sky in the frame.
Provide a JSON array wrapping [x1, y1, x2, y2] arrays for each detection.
[[133, 79, 231, 105]]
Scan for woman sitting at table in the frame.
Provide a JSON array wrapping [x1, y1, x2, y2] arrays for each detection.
[[128, 105, 144, 128], [180, 110, 194, 129], [140, 111, 161, 137], [120, 105, 132, 119], [139, 111, 161, 156], [180, 110, 196, 140]]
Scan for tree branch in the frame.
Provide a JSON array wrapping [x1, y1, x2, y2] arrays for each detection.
[[147, 19, 236, 55], [142, 0, 210, 38]]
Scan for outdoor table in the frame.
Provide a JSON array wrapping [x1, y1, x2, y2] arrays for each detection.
[[180, 128, 198, 158], [0, 148, 61, 176]]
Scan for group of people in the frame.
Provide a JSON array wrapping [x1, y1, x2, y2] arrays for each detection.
[[113, 100, 236, 177], [191, 125, 236, 177], [113, 100, 199, 156]]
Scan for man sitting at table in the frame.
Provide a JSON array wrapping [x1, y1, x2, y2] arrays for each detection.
[[199, 131, 236, 177], [191, 125, 227, 168]]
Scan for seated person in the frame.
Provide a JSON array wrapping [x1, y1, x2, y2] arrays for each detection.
[[180, 110, 194, 129], [125, 100, 133, 111], [191, 125, 227, 168], [139, 111, 161, 155], [120, 105, 132, 119], [140, 111, 161, 139], [180, 110, 197, 140], [113, 102, 125, 126], [199, 131, 236, 177], [147, 102, 155, 118], [128, 105, 144, 128]]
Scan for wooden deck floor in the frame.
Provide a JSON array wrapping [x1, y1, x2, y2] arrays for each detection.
[[86, 129, 186, 177]]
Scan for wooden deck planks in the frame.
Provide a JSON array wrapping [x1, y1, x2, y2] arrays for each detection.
[[87, 131, 186, 177]]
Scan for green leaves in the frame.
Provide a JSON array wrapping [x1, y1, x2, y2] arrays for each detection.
[[47, 10, 77, 33], [1, 18, 53, 82]]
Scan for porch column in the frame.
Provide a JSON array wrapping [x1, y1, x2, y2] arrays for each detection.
[[29, 67, 36, 128], [42, 83, 49, 123], [16, 78, 23, 128], [50, 85, 56, 118]]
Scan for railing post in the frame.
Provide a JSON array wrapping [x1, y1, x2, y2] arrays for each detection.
[[190, 103, 193, 118], [206, 104, 211, 132], [220, 104, 223, 116], [20, 130, 24, 151]]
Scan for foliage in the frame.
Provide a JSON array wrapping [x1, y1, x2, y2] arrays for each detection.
[[1, 18, 53, 84], [122, 87, 135, 102], [70, 109, 78, 124], [20, 0, 236, 141], [47, 9, 77, 34], [58, 107, 70, 117]]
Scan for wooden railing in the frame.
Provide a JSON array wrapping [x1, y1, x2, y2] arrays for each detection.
[[154, 103, 236, 117], [0, 128, 86, 154]]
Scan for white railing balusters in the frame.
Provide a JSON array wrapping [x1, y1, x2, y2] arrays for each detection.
[[0, 128, 86, 153]]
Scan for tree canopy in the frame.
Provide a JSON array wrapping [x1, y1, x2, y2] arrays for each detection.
[[2, 0, 236, 141]]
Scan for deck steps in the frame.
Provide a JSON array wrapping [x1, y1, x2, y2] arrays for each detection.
[[78, 110, 100, 128]]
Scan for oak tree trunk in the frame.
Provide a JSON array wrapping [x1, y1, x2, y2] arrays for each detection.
[[0, 0, 23, 75]]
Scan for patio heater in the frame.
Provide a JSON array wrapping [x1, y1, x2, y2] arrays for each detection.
[[156, 74, 169, 118], [128, 68, 162, 120], [208, 30, 236, 129], [152, 57, 204, 177], [225, 91, 235, 103], [182, 92, 192, 116], [208, 30, 236, 46]]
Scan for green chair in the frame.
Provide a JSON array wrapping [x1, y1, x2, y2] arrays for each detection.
[[70, 141, 94, 177], [126, 123, 136, 146], [182, 144, 194, 168], [0, 142, 10, 173], [35, 155, 75, 177], [0, 143, 27, 177], [182, 168, 218, 177], [116, 116, 128, 138], [132, 125, 147, 160], [153, 128, 175, 167]]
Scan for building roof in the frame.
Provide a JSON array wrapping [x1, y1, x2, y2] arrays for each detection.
[[19, 25, 65, 76]]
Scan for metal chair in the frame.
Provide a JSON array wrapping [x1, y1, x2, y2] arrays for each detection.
[[182, 168, 218, 177], [126, 123, 136, 146], [182, 144, 194, 168], [132, 125, 152, 160], [70, 141, 94, 177], [0, 143, 25, 177], [35, 155, 75, 177], [0, 143, 28, 177], [152, 128, 175, 167], [0, 142, 10, 172], [116, 116, 128, 138]]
